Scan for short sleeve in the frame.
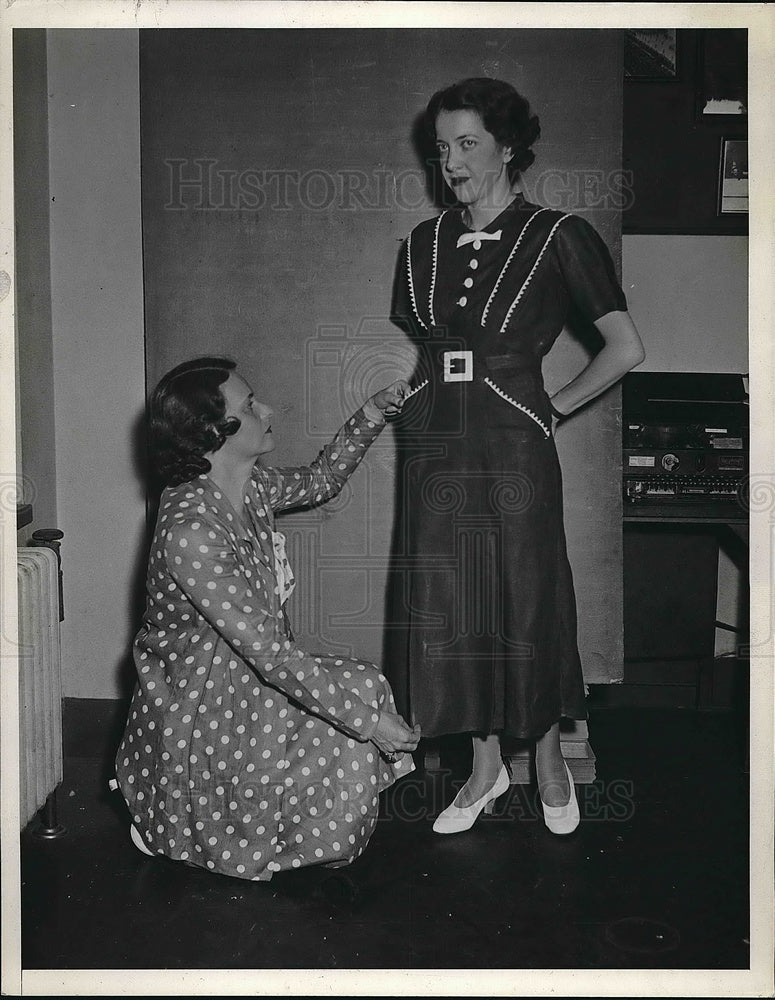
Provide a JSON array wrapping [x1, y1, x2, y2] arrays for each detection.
[[554, 215, 628, 323]]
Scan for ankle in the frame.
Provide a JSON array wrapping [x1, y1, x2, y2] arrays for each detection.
[[469, 758, 503, 781], [535, 739, 562, 767]]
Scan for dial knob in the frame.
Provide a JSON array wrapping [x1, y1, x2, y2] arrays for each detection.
[[662, 453, 680, 472]]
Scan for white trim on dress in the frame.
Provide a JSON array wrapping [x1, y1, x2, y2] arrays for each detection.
[[483, 377, 551, 437], [498, 214, 572, 334], [480, 207, 552, 328], [405, 231, 428, 330], [428, 212, 446, 326]]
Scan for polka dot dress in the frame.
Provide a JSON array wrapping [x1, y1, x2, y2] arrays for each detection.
[[115, 408, 414, 881]]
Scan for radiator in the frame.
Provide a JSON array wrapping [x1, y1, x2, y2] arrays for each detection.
[[17, 546, 63, 828]]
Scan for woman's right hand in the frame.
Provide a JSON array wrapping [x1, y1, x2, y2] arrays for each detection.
[[371, 710, 421, 761]]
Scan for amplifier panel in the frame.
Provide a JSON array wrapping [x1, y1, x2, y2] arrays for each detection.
[[622, 373, 748, 523]]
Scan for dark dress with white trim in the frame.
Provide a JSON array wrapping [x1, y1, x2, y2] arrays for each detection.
[[116, 408, 413, 881], [386, 194, 627, 740]]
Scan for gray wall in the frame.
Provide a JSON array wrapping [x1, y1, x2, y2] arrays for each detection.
[[622, 235, 748, 373], [46, 30, 146, 698], [141, 28, 626, 683], [14, 29, 57, 534]]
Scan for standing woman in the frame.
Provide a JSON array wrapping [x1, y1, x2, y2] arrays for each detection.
[[388, 78, 644, 835]]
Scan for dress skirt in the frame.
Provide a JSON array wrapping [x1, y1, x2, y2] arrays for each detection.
[[386, 346, 588, 740]]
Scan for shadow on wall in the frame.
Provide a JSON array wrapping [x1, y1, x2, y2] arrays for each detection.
[[115, 405, 157, 703]]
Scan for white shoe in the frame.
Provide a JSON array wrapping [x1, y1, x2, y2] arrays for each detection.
[[130, 823, 155, 856], [540, 761, 580, 835], [432, 764, 510, 834]]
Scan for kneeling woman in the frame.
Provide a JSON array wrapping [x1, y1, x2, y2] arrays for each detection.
[[115, 357, 420, 880]]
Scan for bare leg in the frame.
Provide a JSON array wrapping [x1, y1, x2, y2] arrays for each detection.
[[535, 722, 570, 807], [454, 733, 504, 808]]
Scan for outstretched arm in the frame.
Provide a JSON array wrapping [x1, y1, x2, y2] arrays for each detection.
[[262, 381, 408, 513]]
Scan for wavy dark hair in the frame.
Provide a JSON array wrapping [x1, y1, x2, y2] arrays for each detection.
[[149, 357, 241, 488], [425, 77, 541, 181]]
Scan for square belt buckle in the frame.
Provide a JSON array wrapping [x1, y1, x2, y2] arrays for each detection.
[[442, 349, 474, 383]]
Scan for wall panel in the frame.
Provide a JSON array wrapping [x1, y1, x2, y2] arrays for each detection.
[[141, 28, 625, 683]]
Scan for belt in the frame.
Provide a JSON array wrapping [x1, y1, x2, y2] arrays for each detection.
[[403, 350, 551, 438], [402, 350, 473, 399], [438, 350, 539, 384], [442, 349, 474, 383]]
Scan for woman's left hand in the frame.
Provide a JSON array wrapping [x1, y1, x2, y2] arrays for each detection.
[[367, 379, 411, 418], [371, 709, 421, 761]]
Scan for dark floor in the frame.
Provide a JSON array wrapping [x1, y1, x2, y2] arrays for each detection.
[[21, 704, 750, 970]]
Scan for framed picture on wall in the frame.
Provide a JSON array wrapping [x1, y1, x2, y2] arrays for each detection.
[[696, 28, 748, 119], [718, 138, 748, 215], [624, 28, 679, 80]]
